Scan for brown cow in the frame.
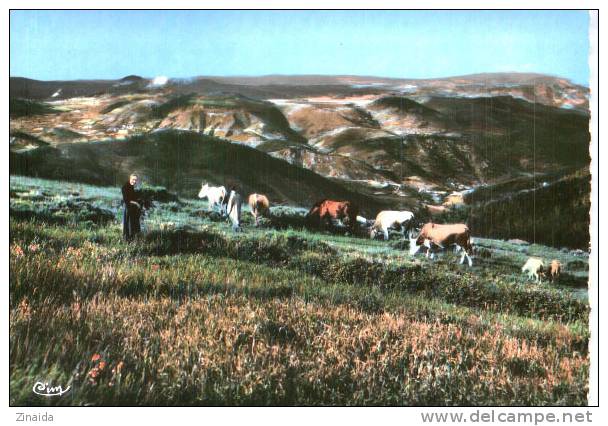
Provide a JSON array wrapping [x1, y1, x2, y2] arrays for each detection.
[[549, 259, 562, 283], [306, 199, 358, 232], [409, 222, 473, 267], [248, 193, 270, 226]]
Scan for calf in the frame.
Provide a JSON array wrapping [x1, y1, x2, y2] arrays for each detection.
[[549, 259, 562, 283], [248, 193, 270, 226]]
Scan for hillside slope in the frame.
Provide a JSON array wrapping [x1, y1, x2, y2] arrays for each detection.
[[437, 171, 591, 249], [469, 173, 590, 249], [9, 129, 389, 214]]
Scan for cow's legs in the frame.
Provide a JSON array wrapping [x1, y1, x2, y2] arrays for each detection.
[[423, 239, 431, 258], [427, 241, 446, 261], [428, 242, 437, 260], [458, 246, 466, 264], [320, 213, 329, 230], [457, 246, 473, 266], [383, 228, 389, 241]]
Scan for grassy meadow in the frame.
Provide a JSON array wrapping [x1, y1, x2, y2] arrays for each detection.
[[9, 175, 590, 406]]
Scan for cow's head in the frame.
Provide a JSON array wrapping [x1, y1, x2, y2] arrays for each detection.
[[408, 230, 423, 256], [305, 206, 320, 228], [342, 202, 359, 230]]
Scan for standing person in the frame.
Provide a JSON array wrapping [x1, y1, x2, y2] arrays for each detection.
[[122, 173, 142, 241], [226, 185, 242, 232]]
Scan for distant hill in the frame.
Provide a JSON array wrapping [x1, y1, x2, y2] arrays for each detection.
[[9, 75, 590, 188], [120, 75, 145, 83], [10, 72, 589, 109], [9, 98, 61, 118], [200, 72, 584, 87], [9, 129, 390, 215], [9, 76, 150, 100], [422, 96, 590, 176]]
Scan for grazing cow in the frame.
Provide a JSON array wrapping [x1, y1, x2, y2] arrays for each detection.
[[306, 199, 358, 232], [522, 257, 545, 283], [198, 183, 227, 215], [408, 222, 473, 267], [248, 193, 270, 226], [370, 210, 415, 240], [549, 259, 562, 283], [226, 189, 243, 231]]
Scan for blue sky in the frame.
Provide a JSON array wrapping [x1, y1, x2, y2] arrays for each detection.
[[10, 10, 591, 84]]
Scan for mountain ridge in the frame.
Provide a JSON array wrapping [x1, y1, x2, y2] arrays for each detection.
[[9, 71, 591, 243]]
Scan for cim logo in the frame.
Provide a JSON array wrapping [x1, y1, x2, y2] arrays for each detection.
[[32, 381, 70, 397]]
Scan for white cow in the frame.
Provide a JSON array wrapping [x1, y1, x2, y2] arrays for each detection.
[[522, 257, 545, 283], [198, 183, 227, 215], [226, 190, 243, 231], [370, 210, 415, 240]]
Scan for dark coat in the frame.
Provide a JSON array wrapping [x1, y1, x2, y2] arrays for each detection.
[[122, 182, 141, 241]]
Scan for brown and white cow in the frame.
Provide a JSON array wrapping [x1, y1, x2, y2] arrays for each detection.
[[306, 199, 359, 232], [248, 193, 270, 226], [408, 222, 473, 267]]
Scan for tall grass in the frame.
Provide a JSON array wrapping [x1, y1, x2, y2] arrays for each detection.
[[9, 177, 590, 405]]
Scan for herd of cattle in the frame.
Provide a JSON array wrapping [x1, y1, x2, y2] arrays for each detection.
[[198, 182, 562, 283]]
